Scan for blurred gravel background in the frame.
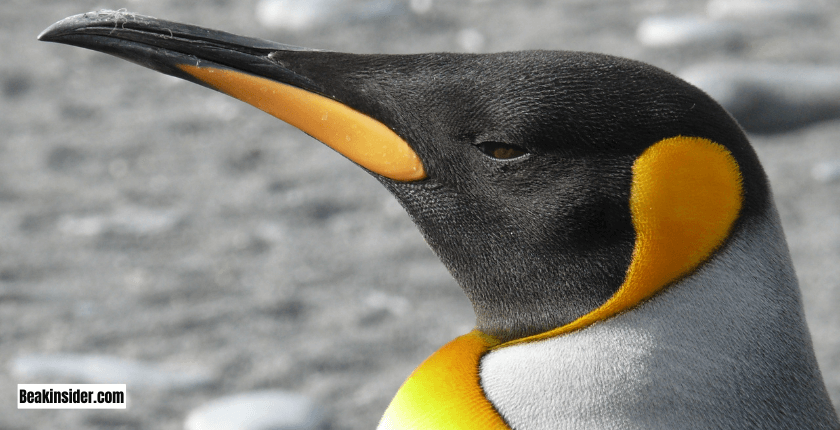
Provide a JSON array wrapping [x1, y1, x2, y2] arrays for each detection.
[[2, 0, 839, 429]]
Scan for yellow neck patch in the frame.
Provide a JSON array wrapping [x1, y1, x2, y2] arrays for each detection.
[[178, 65, 426, 182], [500, 136, 744, 348], [378, 330, 510, 430]]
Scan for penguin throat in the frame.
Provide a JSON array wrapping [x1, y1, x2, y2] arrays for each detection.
[[378, 330, 510, 429]]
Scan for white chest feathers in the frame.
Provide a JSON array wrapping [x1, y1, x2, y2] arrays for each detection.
[[480, 207, 839, 430]]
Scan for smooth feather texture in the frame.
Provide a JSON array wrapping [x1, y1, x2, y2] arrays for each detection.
[[481, 203, 839, 429]]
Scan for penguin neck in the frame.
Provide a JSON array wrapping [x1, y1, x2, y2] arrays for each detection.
[[479, 204, 840, 428]]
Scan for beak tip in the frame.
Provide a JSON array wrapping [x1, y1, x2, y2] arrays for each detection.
[[37, 25, 57, 42], [38, 10, 130, 43], [38, 12, 85, 42], [38, 20, 63, 42]]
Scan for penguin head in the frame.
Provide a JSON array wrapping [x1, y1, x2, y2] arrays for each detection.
[[40, 12, 768, 342], [276, 50, 768, 341]]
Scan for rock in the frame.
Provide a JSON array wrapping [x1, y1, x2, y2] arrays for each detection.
[[410, 0, 433, 15], [255, 0, 333, 30], [364, 291, 410, 316], [184, 390, 326, 430], [57, 206, 184, 237], [255, 0, 406, 31], [456, 28, 486, 53], [46, 146, 86, 172], [812, 161, 840, 183], [11, 354, 217, 391], [680, 63, 840, 134], [636, 15, 742, 49], [707, 0, 824, 22], [2, 73, 33, 99]]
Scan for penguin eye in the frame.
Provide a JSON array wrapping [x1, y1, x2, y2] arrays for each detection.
[[476, 142, 528, 160]]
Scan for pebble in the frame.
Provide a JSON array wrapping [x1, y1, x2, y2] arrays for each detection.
[[457, 28, 486, 53], [11, 354, 217, 391], [57, 206, 183, 237], [636, 15, 742, 49], [184, 390, 326, 430], [255, 0, 406, 31], [255, 0, 332, 30], [707, 0, 824, 22], [2, 73, 33, 99], [410, 0, 433, 14], [680, 63, 840, 133], [364, 291, 410, 316], [812, 161, 840, 183]]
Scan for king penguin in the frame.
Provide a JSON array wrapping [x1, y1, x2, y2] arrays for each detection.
[[40, 11, 839, 430]]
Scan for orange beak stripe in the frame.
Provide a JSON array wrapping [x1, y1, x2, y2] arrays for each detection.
[[179, 64, 426, 182]]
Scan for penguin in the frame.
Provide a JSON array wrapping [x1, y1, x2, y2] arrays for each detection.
[[40, 11, 839, 430]]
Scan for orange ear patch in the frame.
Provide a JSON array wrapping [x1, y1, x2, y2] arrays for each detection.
[[499, 136, 744, 347]]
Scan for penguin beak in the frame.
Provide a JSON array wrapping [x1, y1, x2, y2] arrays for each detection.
[[38, 10, 426, 182]]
